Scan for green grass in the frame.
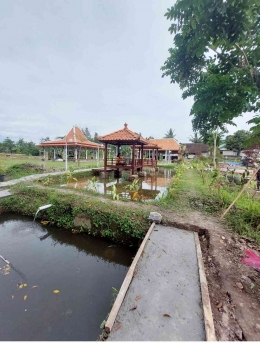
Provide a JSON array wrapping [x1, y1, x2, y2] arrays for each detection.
[[0, 156, 104, 180]]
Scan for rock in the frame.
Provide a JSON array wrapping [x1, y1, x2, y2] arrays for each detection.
[[255, 323, 260, 334], [148, 212, 162, 224], [74, 213, 92, 229], [236, 282, 244, 290]]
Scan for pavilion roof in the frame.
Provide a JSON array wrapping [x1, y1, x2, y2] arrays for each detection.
[[135, 138, 162, 150], [38, 127, 104, 149], [150, 138, 180, 151], [98, 123, 148, 145]]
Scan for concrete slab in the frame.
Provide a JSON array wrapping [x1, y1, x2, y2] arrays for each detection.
[[0, 190, 11, 198], [108, 225, 205, 341], [0, 169, 91, 188]]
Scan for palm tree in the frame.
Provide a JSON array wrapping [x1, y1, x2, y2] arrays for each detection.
[[189, 132, 203, 143]]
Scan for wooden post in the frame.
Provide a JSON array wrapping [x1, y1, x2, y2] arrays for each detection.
[[156, 149, 158, 166], [141, 145, 144, 171], [221, 166, 260, 219], [132, 144, 135, 175], [104, 143, 108, 173]]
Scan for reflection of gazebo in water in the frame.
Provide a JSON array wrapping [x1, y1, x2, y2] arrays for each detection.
[[98, 123, 161, 176], [38, 126, 104, 161]]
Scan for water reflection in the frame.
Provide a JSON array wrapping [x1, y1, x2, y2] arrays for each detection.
[[68, 168, 173, 200], [0, 214, 135, 341]]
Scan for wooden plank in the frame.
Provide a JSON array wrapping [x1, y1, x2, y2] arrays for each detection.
[[105, 222, 155, 333], [194, 232, 216, 341]]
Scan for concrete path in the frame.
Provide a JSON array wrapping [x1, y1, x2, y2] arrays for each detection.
[[0, 169, 91, 188], [108, 225, 205, 341], [0, 190, 12, 198]]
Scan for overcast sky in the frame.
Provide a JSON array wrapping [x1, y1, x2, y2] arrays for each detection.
[[0, 0, 253, 144]]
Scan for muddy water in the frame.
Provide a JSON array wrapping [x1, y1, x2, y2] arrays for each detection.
[[0, 213, 135, 341], [67, 168, 173, 201]]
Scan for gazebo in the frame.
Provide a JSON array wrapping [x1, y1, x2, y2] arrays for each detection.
[[38, 126, 104, 162], [98, 123, 160, 175]]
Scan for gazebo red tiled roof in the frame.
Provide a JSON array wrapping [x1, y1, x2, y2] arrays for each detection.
[[98, 123, 148, 145], [38, 127, 104, 149]]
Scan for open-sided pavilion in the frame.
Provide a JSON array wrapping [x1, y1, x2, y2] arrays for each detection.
[[98, 123, 161, 175], [38, 126, 104, 161]]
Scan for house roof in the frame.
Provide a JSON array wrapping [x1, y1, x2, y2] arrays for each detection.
[[98, 123, 148, 145], [38, 127, 104, 149], [149, 138, 180, 151], [182, 143, 210, 154], [135, 138, 162, 150]]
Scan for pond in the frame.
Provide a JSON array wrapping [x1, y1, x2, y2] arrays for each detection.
[[0, 213, 135, 340], [65, 168, 173, 201]]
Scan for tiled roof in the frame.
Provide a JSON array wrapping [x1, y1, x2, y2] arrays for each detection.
[[38, 127, 104, 149], [182, 143, 210, 154], [98, 123, 148, 145], [150, 139, 180, 151]]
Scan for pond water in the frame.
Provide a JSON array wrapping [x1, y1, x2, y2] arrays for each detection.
[[0, 213, 135, 340], [66, 168, 173, 201]]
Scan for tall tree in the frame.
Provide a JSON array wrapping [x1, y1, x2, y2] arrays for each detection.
[[164, 128, 176, 138], [81, 127, 92, 140], [93, 132, 99, 143], [189, 132, 203, 143], [225, 130, 251, 154], [40, 137, 50, 143], [161, 0, 260, 132]]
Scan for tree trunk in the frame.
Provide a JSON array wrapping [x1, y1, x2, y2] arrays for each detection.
[[213, 132, 217, 169]]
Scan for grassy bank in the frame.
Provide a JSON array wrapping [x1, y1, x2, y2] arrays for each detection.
[[0, 183, 149, 245], [160, 164, 260, 244]]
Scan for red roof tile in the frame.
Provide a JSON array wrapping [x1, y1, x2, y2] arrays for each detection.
[[98, 123, 148, 145], [150, 139, 180, 151], [38, 127, 104, 149]]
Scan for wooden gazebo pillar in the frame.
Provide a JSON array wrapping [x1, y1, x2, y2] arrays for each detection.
[[156, 149, 158, 166], [104, 143, 108, 173], [132, 144, 135, 175], [141, 145, 144, 171]]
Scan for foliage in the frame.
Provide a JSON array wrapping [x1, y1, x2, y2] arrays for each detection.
[[85, 177, 98, 192], [111, 185, 120, 200], [124, 179, 140, 192], [5, 163, 44, 180], [225, 130, 251, 153], [81, 127, 92, 140], [161, 0, 260, 129], [189, 132, 203, 143], [40, 137, 51, 143], [0, 138, 40, 156], [0, 184, 148, 244], [164, 128, 176, 138]]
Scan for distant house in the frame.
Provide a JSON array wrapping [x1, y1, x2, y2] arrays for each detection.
[[182, 143, 210, 159], [149, 138, 181, 161], [219, 144, 238, 157]]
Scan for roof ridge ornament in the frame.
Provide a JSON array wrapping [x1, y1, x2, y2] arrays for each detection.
[[124, 123, 128, 129]]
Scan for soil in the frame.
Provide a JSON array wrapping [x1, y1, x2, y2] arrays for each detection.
[[7, 183, 260, 340]]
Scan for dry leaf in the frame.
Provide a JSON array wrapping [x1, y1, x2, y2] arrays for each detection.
[[203, 238, 206, 242], [163, 314, 171, 317], [141, 250, 146, 257], [129, 305, 137, 311], [162, 250, 167, 254], [135, 296, 141, 301], [158, 254, 161, 258], [216, 302, 223, 308], [11, 295, 14, 299], [220, 240, 224, 244], [24, 295, 27, 301], [23, 284, 27, 287], [19, 284, 23, 289], [115, 323, 122, 331], [133, 271, 137, 277], [166, 271, 170, 274], [32, 285, 38, 289], [53, 290, 60, 294]]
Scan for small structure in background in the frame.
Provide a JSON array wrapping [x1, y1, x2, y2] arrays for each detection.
[[98, 123, 161, 176], [181, 143, 210, 159], [38, 126, 105, 164], [149, 138, 181, 163]]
